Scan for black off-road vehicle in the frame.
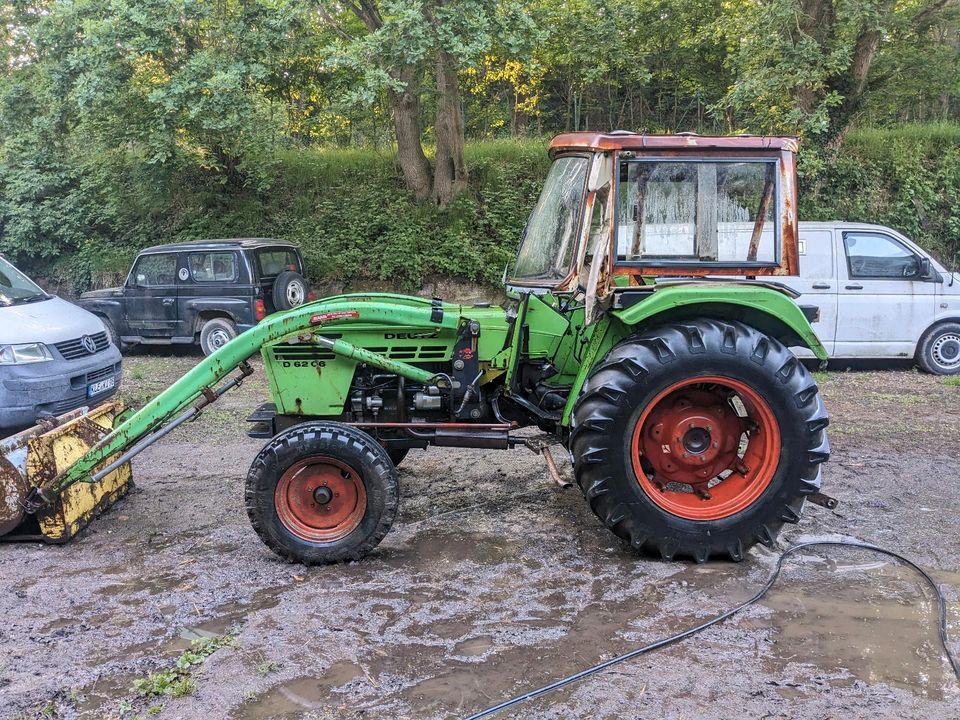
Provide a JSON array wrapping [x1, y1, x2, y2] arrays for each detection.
[[77, 239, 312, 355]]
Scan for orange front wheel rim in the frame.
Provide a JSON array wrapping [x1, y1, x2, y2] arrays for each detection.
[[275, 456, 367, 542], [630, 375, 781, 521]]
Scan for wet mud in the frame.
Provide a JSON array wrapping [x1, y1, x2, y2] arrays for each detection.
[[1, 356, 958, 719]]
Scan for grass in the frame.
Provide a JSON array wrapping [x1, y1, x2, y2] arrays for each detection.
[[847, 122, 960, 154], [256, 657, 279, 676], [943, 376, 960, 387], [126, 633, 235, 709]]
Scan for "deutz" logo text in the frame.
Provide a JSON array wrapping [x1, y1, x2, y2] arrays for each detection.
[[384, 331, 440, 340]]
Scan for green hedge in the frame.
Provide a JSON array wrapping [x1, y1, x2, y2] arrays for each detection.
[[799, 123, 960, 264], [8, 125, 960, 293]]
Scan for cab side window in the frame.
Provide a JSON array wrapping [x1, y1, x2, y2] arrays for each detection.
[[843, 232, 919, 279], [132, 253, 177, 286]]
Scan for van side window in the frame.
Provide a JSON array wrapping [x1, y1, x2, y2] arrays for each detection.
[[131, 254, 177, 286], [189, 252, 238, 282], [843, 232, 919, 279]]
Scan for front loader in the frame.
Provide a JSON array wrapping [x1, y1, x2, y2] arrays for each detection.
[[0, 132, 831, 564]]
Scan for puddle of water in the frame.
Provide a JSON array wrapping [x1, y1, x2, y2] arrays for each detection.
[[235, 662, 364, 719], [381, 529, 523, 569], [750, 561, 951, 699], [452, 636, 494, 658], [96, 571, 191, 597], [74, 673, 138, 719]]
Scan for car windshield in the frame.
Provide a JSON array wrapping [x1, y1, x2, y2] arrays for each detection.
[[512, 156, 589, 282], [0, 256, 48, 306]]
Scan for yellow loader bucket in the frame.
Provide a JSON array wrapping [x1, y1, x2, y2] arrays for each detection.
[[0, 401, 132, 543]]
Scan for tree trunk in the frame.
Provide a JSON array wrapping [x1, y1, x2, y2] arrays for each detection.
[[431, 48, 467, 207], [337, 0, 434, 201], [387, 67, 433, 202]]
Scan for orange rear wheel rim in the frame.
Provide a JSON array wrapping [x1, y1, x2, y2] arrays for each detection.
[[630, 375, 781, 521], [275, 456, 366, 542]]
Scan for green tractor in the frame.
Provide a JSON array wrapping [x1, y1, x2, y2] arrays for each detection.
[[0, 132, 830, 565]]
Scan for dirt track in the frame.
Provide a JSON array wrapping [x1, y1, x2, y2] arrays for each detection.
[[1, 351, 959, 720]]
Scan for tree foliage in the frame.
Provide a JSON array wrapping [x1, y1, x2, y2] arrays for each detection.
[[0, 0, 957, 275]]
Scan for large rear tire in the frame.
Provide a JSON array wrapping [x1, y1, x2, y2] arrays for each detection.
[[245, 422, 399, 564], [570, 319, 829, 563]]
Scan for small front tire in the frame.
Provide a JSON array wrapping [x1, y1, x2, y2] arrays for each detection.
[[245, 422, 399, 564], [916, 322, 960, 375]]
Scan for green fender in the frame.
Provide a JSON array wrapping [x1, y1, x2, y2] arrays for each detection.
[[611, 284, 828, 359], [559, 284, 828, 426]]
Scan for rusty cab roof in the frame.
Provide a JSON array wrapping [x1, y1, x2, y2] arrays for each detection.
[[548, 132, 798, 157]]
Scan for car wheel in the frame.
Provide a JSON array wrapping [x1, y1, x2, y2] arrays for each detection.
[[199, 317, 238, 355], [916, 322, 960, 375], [272, 271, 308, 311], [99, 316, 129, 353]]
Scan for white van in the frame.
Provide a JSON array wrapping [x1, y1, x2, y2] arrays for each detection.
[[0, 256, 122, 430], [792, 222, 959, 374]]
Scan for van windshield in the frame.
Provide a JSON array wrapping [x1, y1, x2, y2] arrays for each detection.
[[0, 256, 48, 306]]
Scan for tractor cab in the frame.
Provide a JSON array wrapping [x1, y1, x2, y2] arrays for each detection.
[[509, 132, 801, 311]]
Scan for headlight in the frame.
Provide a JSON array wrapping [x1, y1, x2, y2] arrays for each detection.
[[0, 343, 54, 364]]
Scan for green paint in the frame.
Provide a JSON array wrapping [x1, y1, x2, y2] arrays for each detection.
[[319, 336, 437, 384], [612, 284, 828, 360]]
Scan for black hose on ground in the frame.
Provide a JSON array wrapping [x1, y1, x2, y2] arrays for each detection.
[[462, 540, 960, 720]]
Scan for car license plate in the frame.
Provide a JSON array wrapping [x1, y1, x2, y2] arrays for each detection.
[[87, 377, 115, 397]]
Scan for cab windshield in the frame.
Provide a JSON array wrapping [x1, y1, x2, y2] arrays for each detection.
[[0, 256, 48, 306], [512, 156, 589, 282]]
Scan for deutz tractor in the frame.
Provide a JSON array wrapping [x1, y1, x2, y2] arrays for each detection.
[[0, 132, 831, 565]]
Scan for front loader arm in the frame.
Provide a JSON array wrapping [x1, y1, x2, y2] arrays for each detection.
[[32, 300, 459, 504]]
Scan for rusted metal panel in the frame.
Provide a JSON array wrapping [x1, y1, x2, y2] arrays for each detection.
[[0, 402, 131, 542], [543, 132, 801, 279], [548, 132, 799, 155]]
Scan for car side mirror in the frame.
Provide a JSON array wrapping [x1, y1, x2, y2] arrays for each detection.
[[918, 257, 933, 280]]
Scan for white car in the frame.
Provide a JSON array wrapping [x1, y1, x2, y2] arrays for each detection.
[[792, 222, 959, 374]]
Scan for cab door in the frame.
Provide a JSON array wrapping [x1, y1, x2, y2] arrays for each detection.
[[124, 252, 181, 336], [791, 228, 837, 355], [834, 230, 936, 358]]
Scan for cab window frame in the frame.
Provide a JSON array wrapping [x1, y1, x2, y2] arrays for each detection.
[[613, 156, 782, 269], [508, 152, 592, 289]]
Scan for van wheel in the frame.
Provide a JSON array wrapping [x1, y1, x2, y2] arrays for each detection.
[[916, 322, 960, 375], [199, 318, 238, 355]]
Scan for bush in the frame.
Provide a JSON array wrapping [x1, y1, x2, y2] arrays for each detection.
[[801, 123, 960, 266]]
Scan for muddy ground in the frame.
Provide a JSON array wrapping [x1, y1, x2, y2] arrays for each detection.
[[1, 351, 959, 720]]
